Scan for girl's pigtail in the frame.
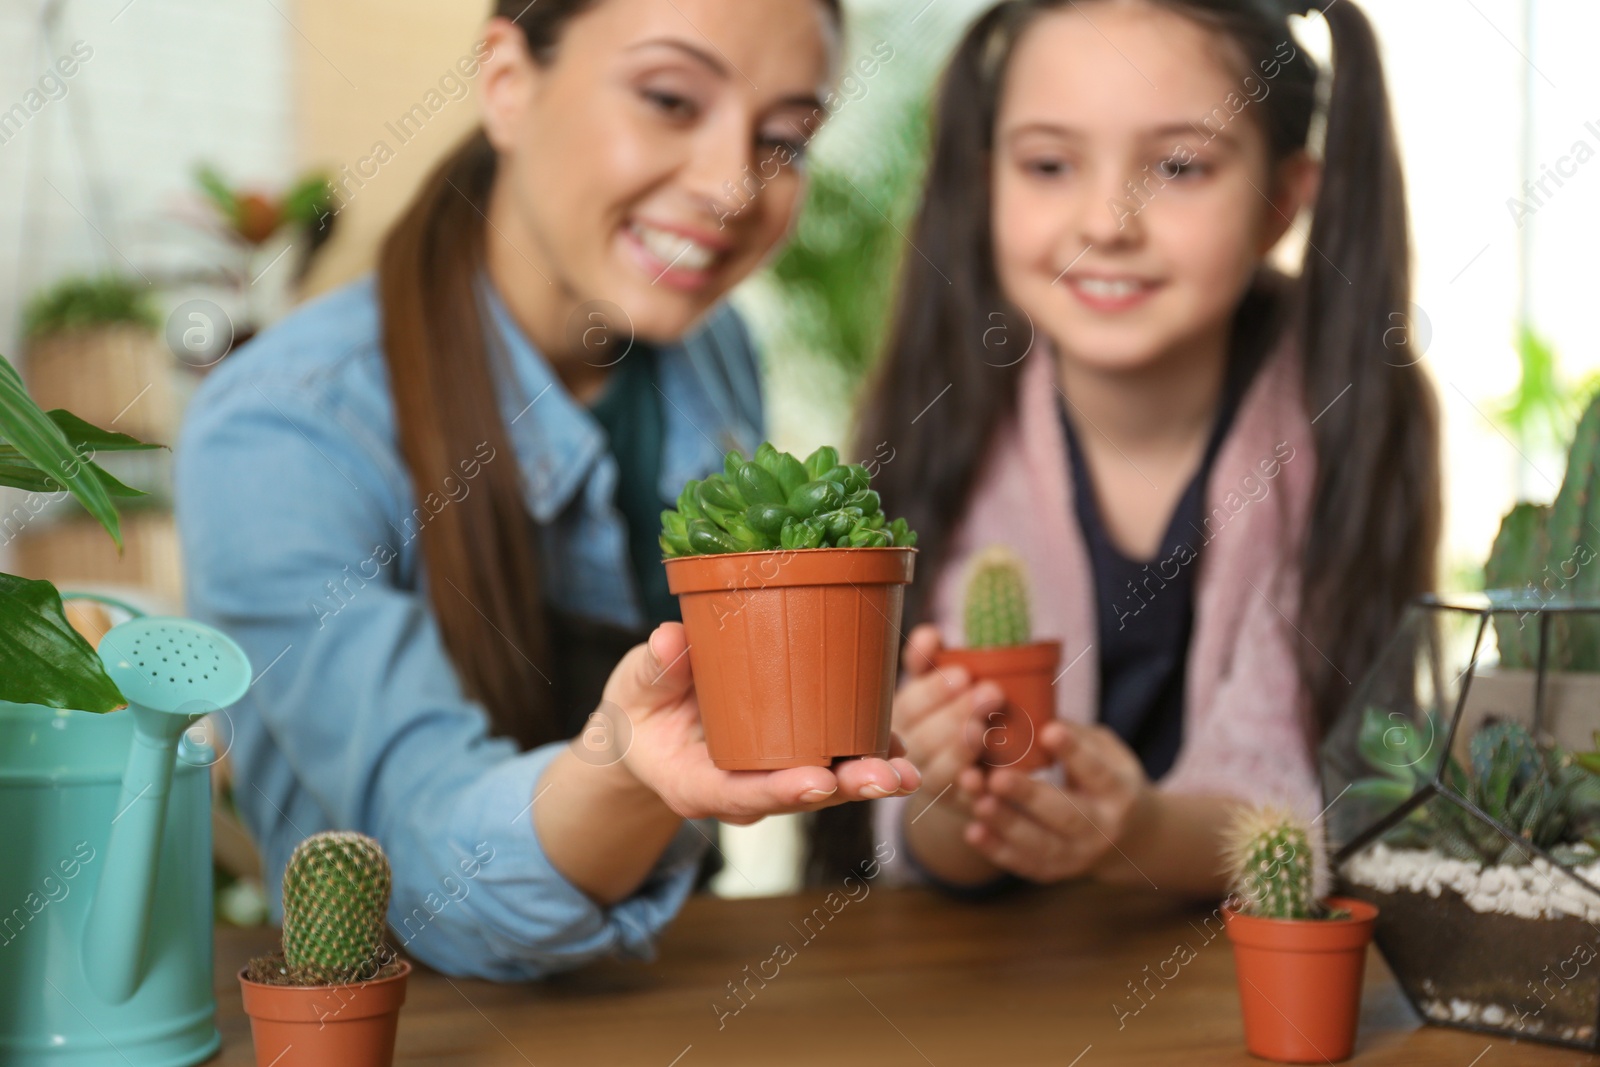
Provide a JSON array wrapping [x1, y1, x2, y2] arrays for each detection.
[[1296, 0, 1440, 737]]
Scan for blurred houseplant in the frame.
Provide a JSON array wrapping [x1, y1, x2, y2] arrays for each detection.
[[22, 274, 170, 444], [16, 275, 180, 601], [743, 25, 932, 449], [190, 163, 335, 349]]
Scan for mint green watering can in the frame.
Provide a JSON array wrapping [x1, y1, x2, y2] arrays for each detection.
[[0, 595, 253, 1066]]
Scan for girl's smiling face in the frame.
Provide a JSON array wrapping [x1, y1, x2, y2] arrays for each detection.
[[480, 0, 837, 345], [991, 1, 1315, 373]]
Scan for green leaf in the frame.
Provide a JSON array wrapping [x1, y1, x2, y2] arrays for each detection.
[[195, 163, 238, 219], [0, 573, 126, 712], [0, 355, 122, 548], [0, 455, 146, 498], [45, 410, 162, 454], [279, 173, 333, 226]]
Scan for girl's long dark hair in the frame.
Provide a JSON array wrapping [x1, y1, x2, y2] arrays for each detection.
[[379, 0, 841, 750], [810, 0, 1440, 882]]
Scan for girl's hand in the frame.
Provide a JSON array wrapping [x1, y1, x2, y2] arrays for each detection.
[[893, 624, 1006, 806], [610, 623, 921, 825], [956, 720, 1153, 883]]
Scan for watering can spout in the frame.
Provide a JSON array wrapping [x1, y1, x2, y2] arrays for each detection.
[[78, 617, 252, 1005], [82, 705, 204, 1004]]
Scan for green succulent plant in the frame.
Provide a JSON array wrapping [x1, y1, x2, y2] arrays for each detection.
[[659, 442, 917, 557], [963, 546, 1031, 648], [1223, 805, 1323, 920], [1484, 387, 1600, 670], [1349, 708, 1600, 867], [280, 831, 393, 985]]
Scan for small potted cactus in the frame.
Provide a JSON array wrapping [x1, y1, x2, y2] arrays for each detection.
[[932, 547, 1061, 770], [660, 443, 917, 769], [1222, 805, 1377, 1064], [239, 831, 410, 1067]]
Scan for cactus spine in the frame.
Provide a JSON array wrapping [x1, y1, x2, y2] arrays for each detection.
[[1484, 390, 1600, 669], [1224, 805, 1326, 920], [963, 546, 1032, 649], [281, 831, 393, 984]]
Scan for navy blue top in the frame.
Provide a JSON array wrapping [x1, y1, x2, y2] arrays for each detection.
[[1059, 316, 1272, 779]]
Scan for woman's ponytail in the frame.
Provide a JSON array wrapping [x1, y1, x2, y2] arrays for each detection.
[[378, 130, 561, 751]]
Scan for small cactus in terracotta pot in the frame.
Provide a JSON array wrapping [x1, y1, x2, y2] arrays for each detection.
[[1222, 805, 1377, 1063], [239, 831, 410, 1067], [933, 546, 1062, 770]]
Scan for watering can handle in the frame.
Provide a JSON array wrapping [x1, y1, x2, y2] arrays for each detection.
[[60, 591, 148, 620]]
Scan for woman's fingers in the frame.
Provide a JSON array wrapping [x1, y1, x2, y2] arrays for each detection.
[[604, 623, 693, 712], [687, 756, 920, 826], [832, 755, 910, 800]]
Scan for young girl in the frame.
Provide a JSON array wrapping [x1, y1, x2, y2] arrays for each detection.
[[811, 0, 1439, 892], [177, 0, 917, 981]]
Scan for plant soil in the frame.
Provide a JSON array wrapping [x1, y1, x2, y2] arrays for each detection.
[[1344, 846, 1600, 1048], [244, 950, 407, 988]]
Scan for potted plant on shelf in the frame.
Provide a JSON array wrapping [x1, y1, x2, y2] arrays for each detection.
[[23, 274, 171, 444], [1222, 805, 1377, 1064], [932, 546, 1061, 771], [240, 831, 410, 1067], [660, 442, 917, 770]]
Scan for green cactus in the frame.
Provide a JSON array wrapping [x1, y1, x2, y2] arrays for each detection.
[[962, 546, 1031, 648], [1484, 389, 1600, 669], [659, 443, 917, 557], [281, 831, 393, 984], [1224, 805, 1321, 920]]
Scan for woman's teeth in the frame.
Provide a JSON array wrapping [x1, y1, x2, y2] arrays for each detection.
[[633, 223, 717, 272]]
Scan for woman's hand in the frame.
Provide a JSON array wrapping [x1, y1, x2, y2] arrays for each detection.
[[957, 720, 1154, 883], [611, 623, 921, 825]]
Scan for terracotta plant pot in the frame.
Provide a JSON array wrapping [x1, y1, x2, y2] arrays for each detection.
[[239, 961, 411, 1067], [665, 546, 916, 769], [934, 641, 1062, 771], [1224, 898, 1377, 1063]]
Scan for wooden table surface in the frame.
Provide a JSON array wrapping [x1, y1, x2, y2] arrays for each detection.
[[213, 880, 1598, 1066]]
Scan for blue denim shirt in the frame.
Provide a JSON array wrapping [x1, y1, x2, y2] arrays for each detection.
[[175, 277, 762, 980]]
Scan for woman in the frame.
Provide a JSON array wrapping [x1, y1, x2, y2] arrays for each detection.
[[177, 0, 918, 981]]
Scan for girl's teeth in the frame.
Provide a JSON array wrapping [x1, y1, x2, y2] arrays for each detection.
[[1077, 278, 1141, 298], [634, 224, 716, 272]]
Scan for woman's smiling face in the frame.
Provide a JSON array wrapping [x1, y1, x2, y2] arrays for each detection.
[[479, 0, 837, 346], [990, 1, 1313, 373]]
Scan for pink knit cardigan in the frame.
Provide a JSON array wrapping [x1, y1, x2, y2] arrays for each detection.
[[876, 334, 1323, 866]]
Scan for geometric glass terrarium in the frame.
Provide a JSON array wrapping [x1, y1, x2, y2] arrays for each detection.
[[1320, 593, 1600, 1050]]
